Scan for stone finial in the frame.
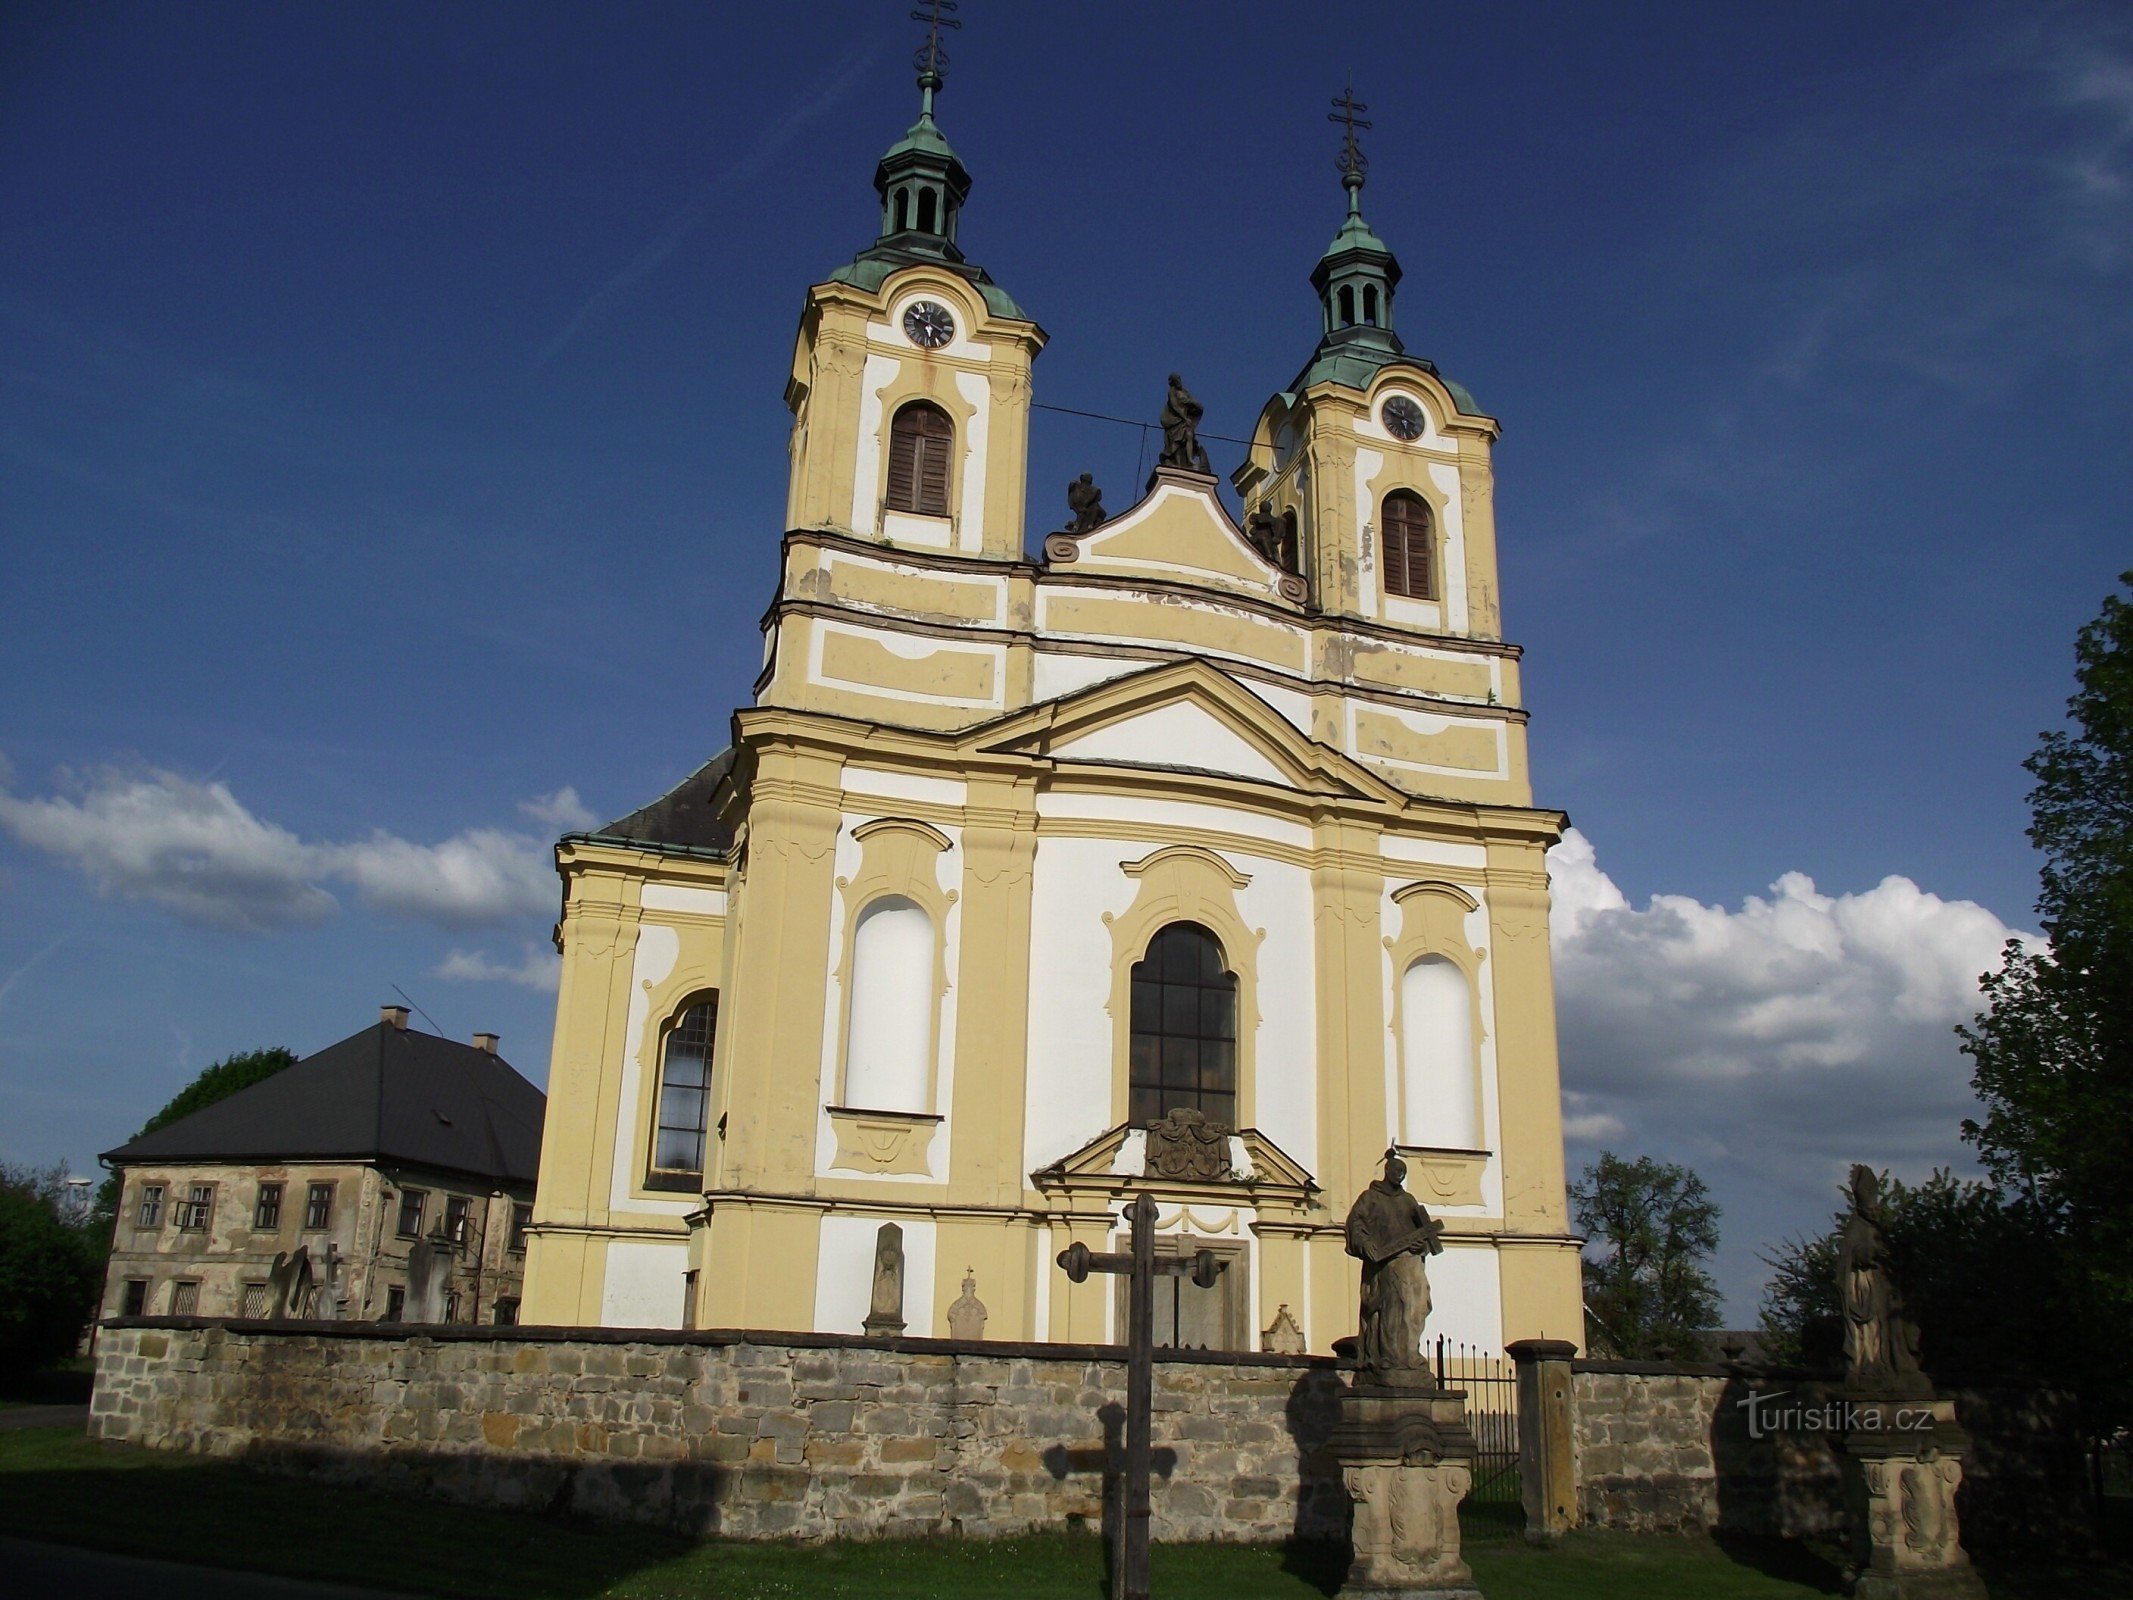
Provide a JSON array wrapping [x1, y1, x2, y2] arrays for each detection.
[[1261, 1303, 1305, 1355], [947, 1267, 988, 1341]]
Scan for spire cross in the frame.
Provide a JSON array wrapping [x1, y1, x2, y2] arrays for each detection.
[[910, 0, 961, 110], [1329, 81, 1372, 208]]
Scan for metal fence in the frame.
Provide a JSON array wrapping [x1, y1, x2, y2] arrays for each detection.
[[1433, 1338, 1520, 1505]]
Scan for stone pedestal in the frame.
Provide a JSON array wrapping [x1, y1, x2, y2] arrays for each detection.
[[1506, 1339, 1578, 1543], [1843, 1396, 1988, 1599], [1328, 1379, 1485, 1599]]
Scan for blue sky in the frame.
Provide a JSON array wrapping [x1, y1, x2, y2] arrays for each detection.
[[2, 1, 2127, 1316]]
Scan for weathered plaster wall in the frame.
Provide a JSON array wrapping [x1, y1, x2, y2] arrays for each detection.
[[93, 1321, 1348, 1543], [1569, 1362, 2086, 1554]]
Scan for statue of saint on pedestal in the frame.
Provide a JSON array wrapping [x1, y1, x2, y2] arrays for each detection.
[[1344, 1148, 1445, 1382], [1837, 1164, 1930, 1398]]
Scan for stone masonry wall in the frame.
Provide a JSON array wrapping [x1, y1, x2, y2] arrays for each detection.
[[92, 1320, 1349, 1543], [1570, 1361, 2085, 1554]]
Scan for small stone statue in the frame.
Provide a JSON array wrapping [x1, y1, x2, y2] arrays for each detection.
[[266, 1244, 312, 1321], [862, 1221, 907, 1336], [1244, 507, 1282, 565], [1837, 1164, 1931, 1397], [1064, 472, 1107, 533], [1344, 1148, 1445, 1383], [947, 1268, 988, 1340], [1158, 372, 1213, 475]]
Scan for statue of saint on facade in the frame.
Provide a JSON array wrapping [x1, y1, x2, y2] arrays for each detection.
[[1158, 373, 1213, 475], [1344, 1148, 1445, 1382], [1837, 1164, 1931, 1397], [1064, 472, 1107, 532], [862, 1221, 908, 1336]]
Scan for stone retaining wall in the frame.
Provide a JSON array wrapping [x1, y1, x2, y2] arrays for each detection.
[[92, 1319, 1348, 1543], [1569, 1360, 2085, 1552]]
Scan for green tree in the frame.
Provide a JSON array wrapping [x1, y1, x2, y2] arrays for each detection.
[[1571, 1151, 1722, 1359], [91, 1046, 298, 1226], [0, 1164, 105, 1372], [1958, 571, 2133, 1338]]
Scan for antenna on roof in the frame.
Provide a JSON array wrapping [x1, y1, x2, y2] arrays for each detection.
[[392, 983, 447, 1038]]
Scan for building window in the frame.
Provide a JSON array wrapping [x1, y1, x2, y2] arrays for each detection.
[[135, 1184, 164, 1229], [1380, 491, 1435, 601], [396, 1190, 427, 1239], [384, 1286, 406, 1321], [1400, 956, 1479, 1149], [169, 1280, 200, 1317], [1128, 923, 1238, 1127], [174, 1183, 214, 1231], [240, 1282, 270, 1319], [493, 1297, 520, 1327], [444, 1195, 471, 1249], [1116, 1239, 1247, 1351], [121, 1279, 148, 1317], [304, 1181, 334, 1230], [253, 1182, 282, 1230], [885, 401, 953, 517], [651, 998, 717, 1182], [509, 1203, 532, 1253], [842, 897, 936, 1113]]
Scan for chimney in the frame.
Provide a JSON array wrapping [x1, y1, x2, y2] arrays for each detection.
[[380, 1004, 410, 1030], [472, 1032, 500, 1055]]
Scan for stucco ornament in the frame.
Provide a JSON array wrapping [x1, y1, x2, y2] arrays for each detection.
[[1143, 1106, 1232, 1181], [1345, 1148, 1445, 1382]]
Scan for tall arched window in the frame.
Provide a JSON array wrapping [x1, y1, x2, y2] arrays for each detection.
[[1400, 957, 1477, 1148], [1337, 285, 1356, 327], [651, 997, 717, 1181], [1381, 490, 1434, 600], [1129, 923, 1237, 1127], [1362, 285, 1380, 326], [843, 896, 936, 1112], [886, 401, 953, 517]]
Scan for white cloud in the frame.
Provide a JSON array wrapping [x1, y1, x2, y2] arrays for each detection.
[[0, 763, 566, 933], [1548, 827, 2043, 1308], [0, 766, 334, 932], [518, 786, 597, 833], [435, 946, 561, 991]]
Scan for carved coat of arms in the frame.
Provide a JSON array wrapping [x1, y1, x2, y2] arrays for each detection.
[[1143, 1107, 1233, 1181]]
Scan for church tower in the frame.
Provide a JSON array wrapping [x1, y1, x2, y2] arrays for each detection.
[[522, 54, 1582, 1362]]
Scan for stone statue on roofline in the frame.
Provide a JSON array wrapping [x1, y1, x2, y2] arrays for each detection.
[[1344, 1147, 1445, 1384], [1157, 372, 1212, 475], [1837, 1164, 1932, 1398], [1063, 472, 1106, 533]]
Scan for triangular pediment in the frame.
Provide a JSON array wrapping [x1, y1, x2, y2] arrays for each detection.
[[1044, 467, 1301, 606], [965, 658, 1408, 805], [1033, 1120, 1320, 1199]]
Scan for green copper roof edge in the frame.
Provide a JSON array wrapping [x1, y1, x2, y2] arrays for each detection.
[[824, 254, 1027, 321], [1286, 346, 1486, 417]]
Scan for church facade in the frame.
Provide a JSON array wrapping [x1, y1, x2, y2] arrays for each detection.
[[520, 64, 1583, 1358]]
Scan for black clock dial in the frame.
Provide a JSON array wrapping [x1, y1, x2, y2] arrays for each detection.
[[903, 301, 955, 349], [1382, 396, 1425, 441]]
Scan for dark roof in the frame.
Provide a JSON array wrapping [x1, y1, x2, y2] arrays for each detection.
[[103, 1023, 546, 1185], [586, 749, 736, 855]]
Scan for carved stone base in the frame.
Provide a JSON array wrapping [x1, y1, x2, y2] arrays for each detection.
[[1844, 1397, 1988, 1599], [1330, 1381, 1484, 1598]]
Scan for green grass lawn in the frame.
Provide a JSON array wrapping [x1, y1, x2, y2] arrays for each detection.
[[1, 1425, 2121, 1599]]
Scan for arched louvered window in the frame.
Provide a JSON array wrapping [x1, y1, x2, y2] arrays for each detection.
[[886, 401, 953, 517], [1381, 490, 1435, 601], [1129, 923, 1237, 1127], [650, 997, 716, 1182]]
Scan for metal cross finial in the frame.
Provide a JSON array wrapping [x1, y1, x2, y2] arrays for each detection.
[[911, 0, 961, 89], [1330, 80, 1372, 189]]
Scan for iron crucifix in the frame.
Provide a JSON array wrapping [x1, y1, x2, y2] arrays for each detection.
[[1057, 1192, 1225, 1600]]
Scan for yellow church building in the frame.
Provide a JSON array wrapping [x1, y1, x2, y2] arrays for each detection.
[[521, 59, 1583, 1358]]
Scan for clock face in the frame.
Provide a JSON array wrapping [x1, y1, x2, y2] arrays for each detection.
[[902, 300, 955, 349], [1382, 396, 1425, 441]]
